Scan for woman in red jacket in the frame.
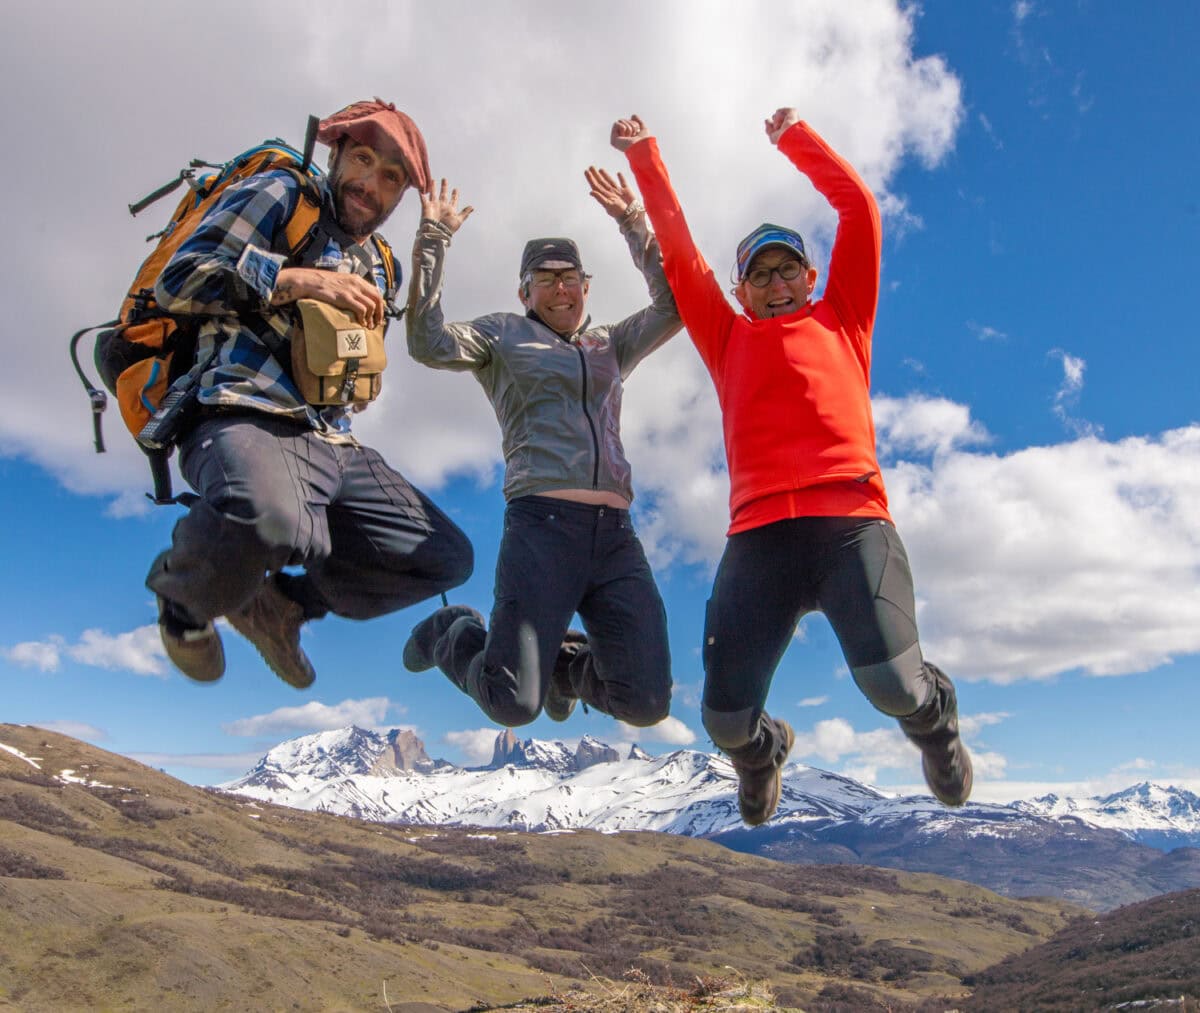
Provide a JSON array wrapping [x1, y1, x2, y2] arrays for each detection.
[[607, 108, 972, 826]]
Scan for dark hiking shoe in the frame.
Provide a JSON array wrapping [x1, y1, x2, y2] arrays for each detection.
[[732, 718, 795, 827], [920, 738, 973, 807], [158, 604, 225, 684], [227, 578, 315, 689], [543, 629, 588, 722], [900, 664, 973, 807], [403, 605, 484, 673]]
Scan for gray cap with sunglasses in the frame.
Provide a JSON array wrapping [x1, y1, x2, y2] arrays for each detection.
[[520, 237, 584, 277]]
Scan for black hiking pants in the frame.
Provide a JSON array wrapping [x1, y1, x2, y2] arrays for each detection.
[[433, 495, 671, 727], [146, 414, 473, 626], [701, 516, 945, 765]]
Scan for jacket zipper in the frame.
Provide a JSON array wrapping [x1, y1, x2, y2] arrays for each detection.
[[574, 344, 600, 489]]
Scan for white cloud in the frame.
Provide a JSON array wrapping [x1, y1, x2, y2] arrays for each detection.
[[3, 638, 63, 672], [1115, 757, 1155, 772], [968, 320, 1008, 341], [444, 727, 504, 766], [616, 715, 697, 746], [30, 720, 107, 742], [1050, 348, 1099, 437], [798, 696, 830, 708], [222, 697, 400, 737], [789, 715, 938, 788], [3, 626, 166, 677], [889, 422, 1200, 682], [977, 113, 1003, 150], [69, 625, 167, 677], [959, 711, 1011, 736], [874, 393, 992, 459]]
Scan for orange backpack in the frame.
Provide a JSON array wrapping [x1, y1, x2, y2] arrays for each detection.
[[70, 122, 396, 503]]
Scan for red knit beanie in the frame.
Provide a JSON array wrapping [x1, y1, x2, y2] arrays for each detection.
[[317, 98, 431, 192]]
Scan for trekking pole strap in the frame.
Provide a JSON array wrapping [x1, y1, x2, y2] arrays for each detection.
[[128, 169, 196, 217], [69, 321, 119, 454]]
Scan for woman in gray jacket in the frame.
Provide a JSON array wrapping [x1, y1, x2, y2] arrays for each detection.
[[402, 172, 681, 729]]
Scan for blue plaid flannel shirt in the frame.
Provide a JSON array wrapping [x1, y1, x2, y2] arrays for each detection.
[[154, 170, 393, 438]]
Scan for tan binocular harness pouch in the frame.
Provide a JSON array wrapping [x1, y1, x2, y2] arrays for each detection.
[[293, 298, 388, 406]]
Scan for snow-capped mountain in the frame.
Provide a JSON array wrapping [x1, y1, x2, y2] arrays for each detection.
[[1014, 782, 1200, 850], [219, 726, 1200, 910], [223, 725, 889, 835], [221, 725, 1200, 848]]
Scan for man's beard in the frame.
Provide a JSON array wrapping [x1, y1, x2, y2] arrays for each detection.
[[329, 167, 389, 238]]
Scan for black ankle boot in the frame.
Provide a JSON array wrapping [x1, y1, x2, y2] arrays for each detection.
[[727, 716, 795, 827], [403, 605, 483, 673], [899, 664, 973, 807], [543, 629, 587, 722]]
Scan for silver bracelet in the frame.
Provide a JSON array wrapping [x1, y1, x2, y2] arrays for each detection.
[[620, 199, 644, 222]]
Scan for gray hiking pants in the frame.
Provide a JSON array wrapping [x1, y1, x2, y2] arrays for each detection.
[[146, 413, 473, 625], [701, 516, 942, 765]]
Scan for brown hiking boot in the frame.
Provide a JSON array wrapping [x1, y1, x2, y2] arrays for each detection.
[[731, 718, 795, 827], [543, 629, 588, 722], [159, 616, 225, 683], [157, 595, 224, 683], [900, 663, 973, 807], [226, 578, 315, 689]]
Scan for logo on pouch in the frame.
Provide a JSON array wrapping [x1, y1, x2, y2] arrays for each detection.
[[337, 329, 367, 358]]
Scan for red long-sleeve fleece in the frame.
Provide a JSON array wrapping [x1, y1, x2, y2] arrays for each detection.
[[626, 121, 891, 534]]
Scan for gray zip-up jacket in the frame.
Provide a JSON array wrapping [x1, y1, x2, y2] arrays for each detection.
[[407, 210, 682, 503]]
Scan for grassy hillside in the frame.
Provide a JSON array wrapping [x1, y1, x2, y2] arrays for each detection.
[[961, 887, 1200, 1010], [1, 723, 1083, 1011]]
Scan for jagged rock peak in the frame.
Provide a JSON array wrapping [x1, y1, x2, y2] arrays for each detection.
[[628, 744, 652, 761], [485, 731, 577, 773], [575, 735, 620, 770], [369, 728, 434, 774], [490, 729, 522, 768]]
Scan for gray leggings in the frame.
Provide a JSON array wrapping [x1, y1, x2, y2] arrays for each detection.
[[701, 516, 935, 752]]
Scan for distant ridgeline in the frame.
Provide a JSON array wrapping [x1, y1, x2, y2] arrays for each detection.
[[219, 725, 1200, 912]]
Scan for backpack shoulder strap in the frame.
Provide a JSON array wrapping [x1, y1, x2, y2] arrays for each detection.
[[274, 170, 397, 300], [371, 233, 398, 301], [279, 168, 323, 261]]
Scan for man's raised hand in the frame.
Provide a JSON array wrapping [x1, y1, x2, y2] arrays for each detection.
[[765, 108, 801, 145], [609, 115, 651, 152], [420, 178, 474, 234], [585, 167, 638, 221]]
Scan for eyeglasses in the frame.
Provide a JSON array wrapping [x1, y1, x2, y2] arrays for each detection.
[[743, 259, 807, 289], [528, 270, 586, 290]]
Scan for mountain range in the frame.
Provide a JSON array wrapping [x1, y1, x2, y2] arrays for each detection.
[[220, 725, 1200, 911], [3, 721, 1196, 1010]]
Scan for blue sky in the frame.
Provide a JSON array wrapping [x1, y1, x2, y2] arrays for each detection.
[[2, 1, 1197, 804]]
